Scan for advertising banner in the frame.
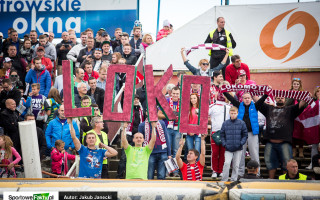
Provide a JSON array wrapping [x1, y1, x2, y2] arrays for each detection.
[[146, 2, 320, 70], [0, 0, 137, 37]]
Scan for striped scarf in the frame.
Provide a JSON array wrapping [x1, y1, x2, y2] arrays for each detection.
[[220, 84, 314, 105], [185, 43, 226, 56], [168, 98, 179, 130], [187, 162, 201, 181], [144, 120, 167, 149]]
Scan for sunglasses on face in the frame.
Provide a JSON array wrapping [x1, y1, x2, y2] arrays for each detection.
[[293, 78, 301, 81], [10, 75, 18, 77], [95, 48, 102, 51], [201, 63, 209, 66], [93, 108, 99, 110]]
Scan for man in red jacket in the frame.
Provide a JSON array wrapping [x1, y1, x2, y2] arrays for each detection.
[[83, 61, 99, 82], [225, 55, 250, 85]]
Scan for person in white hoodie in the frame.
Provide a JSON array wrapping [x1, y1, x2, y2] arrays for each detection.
[[209, 81, 231, 178], [67, 32, 87, 68]]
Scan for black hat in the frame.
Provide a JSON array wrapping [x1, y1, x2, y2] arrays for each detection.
[[134, 94, 140, 99], [101, 31, 108, 37], [247, 160, 259, 169]]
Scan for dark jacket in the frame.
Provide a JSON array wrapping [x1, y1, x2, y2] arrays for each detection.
[[136, 85, 147, 111], [36, 127, 47, 158], [56, 40, 74, 65], [77, 47, 94, 64], [0, 88, 21, 110], [258, 100, 305, 143], [220, 118, 248, 152], [129, 38, 142, 57], [87, 87, 105, 113], [2, 39, 23, 57], [123, 53, 137, 65], [0, 108, 21, 154], [0, 56, 27, 82]]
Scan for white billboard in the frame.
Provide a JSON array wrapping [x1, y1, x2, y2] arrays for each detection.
[[146, 2, 320, 70]]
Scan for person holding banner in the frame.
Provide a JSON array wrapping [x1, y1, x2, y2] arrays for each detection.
[[204, 17, 236, 77], [259, 94, 308, 179], [158, 86, 181, 177], [180, 48, 229, 76], [176, 134, 206, 181], [121, 122, 156, 180], [70, 117, 118, 179], [223, 90, 268, 177], [286, 78, 305, 158], [138, 118, 171, 180]]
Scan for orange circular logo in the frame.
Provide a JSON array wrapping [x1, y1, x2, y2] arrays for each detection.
[[259, 8, 319, 63]]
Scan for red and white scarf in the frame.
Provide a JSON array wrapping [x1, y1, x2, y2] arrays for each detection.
[[185, 43, 227, 56], [220, 84, 314, 105], [187, 162, 201, 181], [168, 98, 179, 130], [144, 120, 167, 149], [126, 104, 144, 135], [5, 69, 10, 79], [210, 84, 219, 105]]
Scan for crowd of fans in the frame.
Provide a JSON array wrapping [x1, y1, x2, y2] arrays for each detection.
[[0, 17, 319, 181]]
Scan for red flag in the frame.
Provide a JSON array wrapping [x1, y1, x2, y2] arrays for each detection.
[[294, 100, 320, 144], [136, 71, 144, 84]]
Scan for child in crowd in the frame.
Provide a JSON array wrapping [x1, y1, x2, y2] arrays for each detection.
[[46, 88, 62, 124], [186, 93, 201, 156], [221, 106, 248, 181], [0, 135, 21, 178], [156, 20, 172, 41], [111, 52, 122, 64], [26, 83, 50, 129], [51, 140, 75, 175]]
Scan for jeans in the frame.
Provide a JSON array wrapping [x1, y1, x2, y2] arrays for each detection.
[[221, 150, 242, 181], [167, 128, 181, 174], [148, 152, 168, 179], [186, 134, 201, 155], [264, 142, 292, 171], [167, 128, 181, 157], [238, 132, 260, 176]]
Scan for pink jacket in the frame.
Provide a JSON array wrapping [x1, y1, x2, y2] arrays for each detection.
[[51, 148, 75, 175], [156, 29, 172, 41], [0, 147, 21, 178]]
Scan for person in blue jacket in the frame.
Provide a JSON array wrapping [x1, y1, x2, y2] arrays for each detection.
[[221, 106, 248, 181], [25, 57, 51, 97], [45, 105, 80, 154]]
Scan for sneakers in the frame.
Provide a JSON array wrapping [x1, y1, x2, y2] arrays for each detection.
[[173, 173, 180, 177], [306, 164, 312, 170], [219, 173, 223, 177], [211, 172, 217, 178]]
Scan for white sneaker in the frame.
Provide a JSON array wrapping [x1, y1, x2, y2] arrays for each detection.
[[211, 172, 217, 178], [306, 164, 312, 170], [219, 173, 223, 177]]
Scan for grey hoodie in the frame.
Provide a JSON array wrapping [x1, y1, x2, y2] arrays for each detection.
[[33, 42, 57, 61]]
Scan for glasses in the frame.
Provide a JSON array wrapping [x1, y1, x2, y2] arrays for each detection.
[[201, 63, 209, 66], [293, 78, 301, 81], [10, 75, 18, 77], [93, 108, 99, 110], [95, 48, 102, 51]]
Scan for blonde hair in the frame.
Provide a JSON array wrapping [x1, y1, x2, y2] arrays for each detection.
[[230, 106, 238, 113], [142, 34, 153, 44], [0, 135, 13, 159], [198, 59, 209, 67]]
